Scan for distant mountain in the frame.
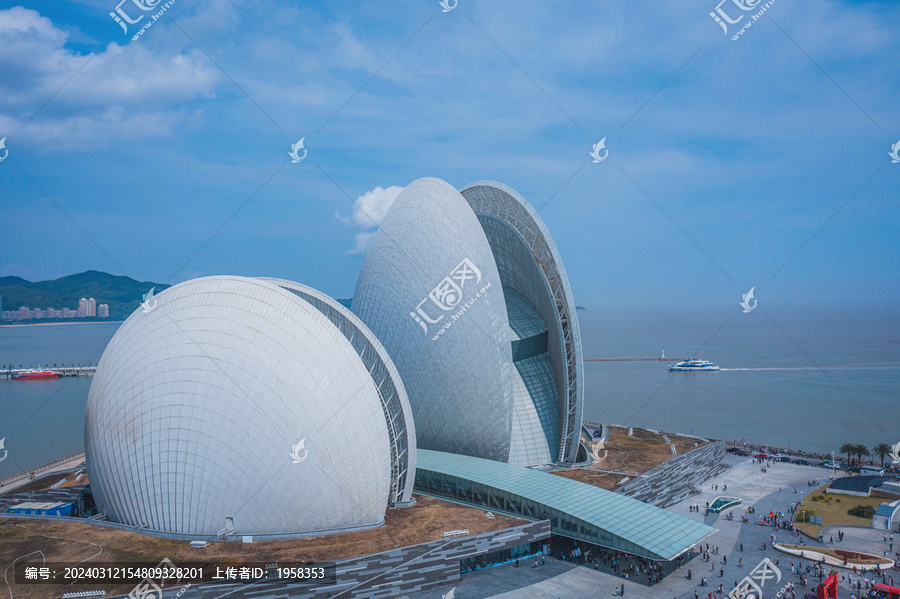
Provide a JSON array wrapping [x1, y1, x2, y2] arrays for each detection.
[[0, 270, 168, 320]]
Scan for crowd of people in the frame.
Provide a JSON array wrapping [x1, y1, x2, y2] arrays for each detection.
[[559, 543, 675, 588]]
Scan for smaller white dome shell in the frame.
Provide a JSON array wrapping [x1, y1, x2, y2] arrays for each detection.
[[85, 276, 390, 537]]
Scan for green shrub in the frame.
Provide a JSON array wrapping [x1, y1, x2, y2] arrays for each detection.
[[848, 505, 876, 519]]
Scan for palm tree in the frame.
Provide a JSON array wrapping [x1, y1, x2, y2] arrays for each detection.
[[873, 443, 893, 467], [840, 442, 855, 465], [854, 444, 871, 465]]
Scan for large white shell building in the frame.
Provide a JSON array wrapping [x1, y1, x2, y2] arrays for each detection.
[[85, 276, 415, 538], [353, 178, 585, 466], [85, 176, 585, 540]]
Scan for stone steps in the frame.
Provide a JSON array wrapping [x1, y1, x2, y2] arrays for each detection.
[[616, 442, 729, 508]]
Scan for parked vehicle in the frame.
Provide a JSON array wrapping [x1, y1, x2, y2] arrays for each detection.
[[860, 466, 885, 476]]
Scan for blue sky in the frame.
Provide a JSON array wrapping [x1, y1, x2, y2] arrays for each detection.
[[0, 0, 897, 309]]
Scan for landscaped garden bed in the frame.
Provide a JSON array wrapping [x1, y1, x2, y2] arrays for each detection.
[[776, 544, 894, 568]]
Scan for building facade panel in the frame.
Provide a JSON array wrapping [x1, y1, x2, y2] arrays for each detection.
[[353, 177, 514, 463], [461, 181, 585, 464], [258, 277, 417, 506], [86, 276, 392, 537]]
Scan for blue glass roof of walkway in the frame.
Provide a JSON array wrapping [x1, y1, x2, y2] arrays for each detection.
[[416, 449, 716, 561]]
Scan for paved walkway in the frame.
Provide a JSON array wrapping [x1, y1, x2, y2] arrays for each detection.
[[818, 524, 900, 565], [0, 453, 86, 494], [409, 457, 900, 598]]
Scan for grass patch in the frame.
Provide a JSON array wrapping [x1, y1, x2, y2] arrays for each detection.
[[0, 495, 522, 599], [795, 484, 885, 536]]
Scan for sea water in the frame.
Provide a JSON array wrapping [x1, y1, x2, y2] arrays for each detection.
[[0, 307, 898, 479]]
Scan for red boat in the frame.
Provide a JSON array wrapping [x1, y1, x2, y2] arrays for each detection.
[[13, 368, 59, 380]]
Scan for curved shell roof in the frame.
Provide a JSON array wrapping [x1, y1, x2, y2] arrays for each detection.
[[460, 181, 585, 463], [86, 276, 391, 537], [258, 277, 416, 506], [353, 177, 514, 463]]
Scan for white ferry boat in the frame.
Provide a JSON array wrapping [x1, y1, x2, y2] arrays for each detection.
[[668, 359, 720, 372]]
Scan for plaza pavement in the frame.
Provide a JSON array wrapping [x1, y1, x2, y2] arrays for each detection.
[[408, 456, 899, 598]]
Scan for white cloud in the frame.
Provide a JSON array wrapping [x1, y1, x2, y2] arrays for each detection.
[[345, 231, 375, 256], [0, 7, 218, 145], [335, 185, 403, 255], [335, 185, 403, 228], [0, 107, 195, 149]]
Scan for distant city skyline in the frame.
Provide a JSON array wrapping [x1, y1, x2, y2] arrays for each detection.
[[0, 294, 109, 321], [0, 2, 897, 310]]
